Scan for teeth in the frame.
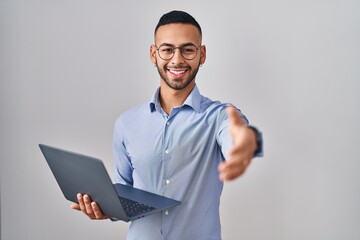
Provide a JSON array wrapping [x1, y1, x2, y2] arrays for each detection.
[[169, 69, 185, 74]]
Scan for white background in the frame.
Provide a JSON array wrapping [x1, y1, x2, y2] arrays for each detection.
[[1, 1, 359, 239]]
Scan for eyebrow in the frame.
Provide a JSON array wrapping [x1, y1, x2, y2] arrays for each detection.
[[158, 42, 197, 47]]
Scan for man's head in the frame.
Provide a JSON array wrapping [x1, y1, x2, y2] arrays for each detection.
[[151, 11, 206, 91]]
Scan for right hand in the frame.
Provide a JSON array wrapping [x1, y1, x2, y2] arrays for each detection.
[[70, 193, 110, 220]]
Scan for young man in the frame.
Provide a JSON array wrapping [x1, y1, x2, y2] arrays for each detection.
[[71, 10, 263, 240]]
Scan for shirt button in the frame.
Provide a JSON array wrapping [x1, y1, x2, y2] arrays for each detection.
[[164, 210, 169, 216], [165, 180, 170, 185], [166, 121, 170, 126], [165, 149, 169, 154]]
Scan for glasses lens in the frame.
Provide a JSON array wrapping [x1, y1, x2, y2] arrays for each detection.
[[181, 46, 197, 60], [158, 46, 174, 60]]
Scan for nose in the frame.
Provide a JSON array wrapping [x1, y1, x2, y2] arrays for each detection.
[[171, 48, 185, 64]]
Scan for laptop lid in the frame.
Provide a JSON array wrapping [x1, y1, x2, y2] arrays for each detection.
[[39, 144, 180, 221]]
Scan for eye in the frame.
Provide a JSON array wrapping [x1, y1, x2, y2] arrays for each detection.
[[160, 47, 174, 53], [182, 47, 196, 53]]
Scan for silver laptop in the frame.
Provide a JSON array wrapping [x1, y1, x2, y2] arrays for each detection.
[[39, 144, 180, 222]]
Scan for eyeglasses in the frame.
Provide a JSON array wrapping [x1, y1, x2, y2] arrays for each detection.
[[155, 44, 201, 60]]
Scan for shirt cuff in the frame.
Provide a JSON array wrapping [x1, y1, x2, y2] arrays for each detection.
[[247, 125, 264, 157]]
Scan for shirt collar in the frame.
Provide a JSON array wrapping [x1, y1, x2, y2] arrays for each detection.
[[149, 88, 161, 112], [149, 85, 202, 113]]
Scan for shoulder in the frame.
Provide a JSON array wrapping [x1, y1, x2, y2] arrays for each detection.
[[200, 95, 228, 116], [200, 96, 248, 124], [114, 102, 149, 129]]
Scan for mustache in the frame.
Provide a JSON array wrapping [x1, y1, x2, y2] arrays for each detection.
[[164, 64, 190, 69]]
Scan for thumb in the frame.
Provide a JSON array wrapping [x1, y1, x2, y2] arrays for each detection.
[[71, 203, 81, 211], [227, 106, 246, 127]]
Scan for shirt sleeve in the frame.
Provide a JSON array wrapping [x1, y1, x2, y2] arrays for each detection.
[[112, 118, 134, 186]]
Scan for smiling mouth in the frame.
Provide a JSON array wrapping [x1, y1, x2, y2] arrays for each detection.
[[167, 68, 188, 77], [169, 69, 185, 74]]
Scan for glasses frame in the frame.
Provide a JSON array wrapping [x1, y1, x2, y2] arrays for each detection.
[[155, 44, 202, 61]]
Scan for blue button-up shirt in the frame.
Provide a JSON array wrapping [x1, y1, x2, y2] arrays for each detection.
[[113, 85, 250, 240]]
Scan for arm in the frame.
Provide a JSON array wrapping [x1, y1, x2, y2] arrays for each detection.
[[113, 117, 134, 185], [218, 106, 263, 181]]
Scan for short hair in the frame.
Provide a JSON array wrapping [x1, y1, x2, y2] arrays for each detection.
[[154, 10, 202, 36]]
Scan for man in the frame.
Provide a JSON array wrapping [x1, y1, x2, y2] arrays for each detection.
[[71, 10, 263, 240]]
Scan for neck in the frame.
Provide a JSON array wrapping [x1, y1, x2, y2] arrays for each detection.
[[159, 82, 195, 115]]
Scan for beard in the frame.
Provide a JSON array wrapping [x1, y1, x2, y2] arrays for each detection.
[[155, 61, 201, 90]]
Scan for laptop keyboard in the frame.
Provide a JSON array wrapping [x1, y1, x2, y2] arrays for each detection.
[[119, 196, 156, 218]]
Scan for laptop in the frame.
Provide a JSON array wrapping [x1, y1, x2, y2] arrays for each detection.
[[39, 144, 181, 222]]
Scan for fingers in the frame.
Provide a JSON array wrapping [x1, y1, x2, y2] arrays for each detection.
[[76, 194, 95, 219], [71, 193, 109, 220], [91, 202, 109, 219], [219, 139, 253, 181], [83, 195, 94, 215], [218, 158, 251, 181], [77, 193, 87, 213]]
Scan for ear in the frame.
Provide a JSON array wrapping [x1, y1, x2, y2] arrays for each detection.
[[150, 44, 157, 65], [200, 45, 206, 65]]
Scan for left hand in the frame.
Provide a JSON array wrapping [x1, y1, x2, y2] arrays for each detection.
[[218, 106, 257, 181], [70, 193, 110, 220]]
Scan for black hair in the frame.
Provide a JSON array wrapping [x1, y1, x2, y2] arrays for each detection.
[[154, 10, 202, 36]]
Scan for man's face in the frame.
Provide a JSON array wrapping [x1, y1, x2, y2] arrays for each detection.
[[151, 23, 206, 91]]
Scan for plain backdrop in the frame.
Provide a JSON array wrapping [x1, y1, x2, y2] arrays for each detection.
[[1, 1, 359, 239]]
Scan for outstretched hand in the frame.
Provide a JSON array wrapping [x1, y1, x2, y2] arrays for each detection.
[[70, 193, 110, 220], [218, 106, 257, 181]]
